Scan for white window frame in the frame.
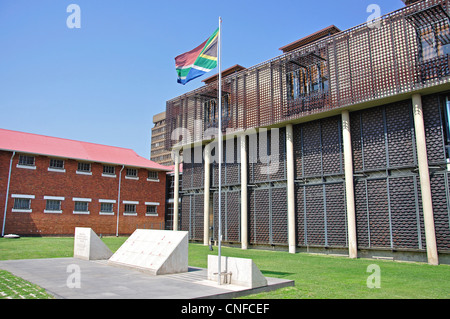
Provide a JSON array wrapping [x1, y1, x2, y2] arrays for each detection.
[[145, 202, 160, 216], [147, 170, 159, 182], [48, 158, 65, 172], [99, 199, 116, 215], [17, 155, 36, 170], [125, 168, 139, 180], [102, 165, 116, 178], [44, 196, 64, 214], [11, 194, 35, 213], [76, 162, 92, 175], [72, 197, 91, 215], [123, 201, 138, 216]]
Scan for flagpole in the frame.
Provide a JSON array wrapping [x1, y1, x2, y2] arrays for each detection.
[[217, 16, 222, 285]]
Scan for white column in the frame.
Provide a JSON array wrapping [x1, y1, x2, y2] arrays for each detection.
[[412, 94, 439, 265], [240, 135, 248, 250], [286, 124, 296, 254], [203, 143, 211, 245], [342, 110, 358, 259], [173, 151, 180, 231]]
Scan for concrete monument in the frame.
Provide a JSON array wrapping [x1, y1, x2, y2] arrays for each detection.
[[207, 255, 268, 288], [73, 227, 113, 260], [108, 229, 188, 275]]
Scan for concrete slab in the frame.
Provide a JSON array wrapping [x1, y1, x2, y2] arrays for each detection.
[[108, 229, 188, 275], [74, 227, 113, 260], [0, 258, 294, 299]]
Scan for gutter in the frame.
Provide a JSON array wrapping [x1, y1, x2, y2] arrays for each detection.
[[2, 151, 15, 237]]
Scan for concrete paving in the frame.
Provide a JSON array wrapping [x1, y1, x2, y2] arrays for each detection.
[[0, 258, 294, 299]]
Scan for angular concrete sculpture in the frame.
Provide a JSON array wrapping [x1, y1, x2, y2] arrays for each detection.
[[73, 227, 113, 260], [207, 255, 268, 288], [108, 229, 189, 275]]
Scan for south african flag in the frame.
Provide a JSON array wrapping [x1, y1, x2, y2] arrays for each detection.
[[175, 28, 219, 85]]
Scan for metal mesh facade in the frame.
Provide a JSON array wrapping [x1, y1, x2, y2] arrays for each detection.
[[173, 0, 450, 254], [166, 0, 450, 150]]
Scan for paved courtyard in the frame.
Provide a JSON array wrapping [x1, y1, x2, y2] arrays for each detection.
[[0, 257, 293, 299]]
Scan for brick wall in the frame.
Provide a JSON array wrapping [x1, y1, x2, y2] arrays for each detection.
[[0, 152, 166, 236]]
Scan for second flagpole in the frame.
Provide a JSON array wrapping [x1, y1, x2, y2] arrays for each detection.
[[217, 16, 222, 285]]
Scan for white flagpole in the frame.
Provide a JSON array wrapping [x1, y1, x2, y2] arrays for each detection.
[[217, 16, 222, 285]]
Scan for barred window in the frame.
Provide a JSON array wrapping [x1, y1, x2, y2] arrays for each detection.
[[100, 203, 113, 213], [13, 198, 31, 210], [49, 159, 64, 169], [148, 171, 158, 180], [74, 201, 88, 212], [146, 205, 157, 215], [287, 61, 329, 101], [46, 200, 61, 211], [19, 155, 35, 166], [103, 165, 115, 175], [124, 204, 136, 213], [126, 168, 138, 177], [77, 162, 91, 172]]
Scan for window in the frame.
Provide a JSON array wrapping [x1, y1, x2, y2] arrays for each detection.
[[443, 96, 450, 159], [11, 195, 35, 212], [146, 205, 157, 216], [100, 203, 114, 214], [13, 198, 30, 210], [204, 93, 230, 128], [145, 202, 159, 216], [46, 200, 61, 211], [286, 60, 329, 101], [74, 201, 88, 212], [148, 171, 158, 180], [44, 196, 64, 213], [49, 159, 64, 170], [77, 162, 91, 172], [124, 204, 136, 214], [18, 155, 35, 166], [103, 165, 115, 175], [126, 168, 138, 177], [13, 198, 31, 211], [99, 199, 116, 215]]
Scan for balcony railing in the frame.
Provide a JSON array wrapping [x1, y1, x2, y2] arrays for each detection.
[[418, 54, 450, 83], [285, 90, 331, 117]]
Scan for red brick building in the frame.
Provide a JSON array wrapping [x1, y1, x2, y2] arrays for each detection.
[[0, 129, 170, 236]]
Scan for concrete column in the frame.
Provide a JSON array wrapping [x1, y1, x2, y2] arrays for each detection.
[[240, 135, 248, 250], [412, 94, 439, 265], [173, 151, 180, 231], [203, 143, 211, 246], [286, 124, 296, 254], [342, 110, 358, 259]]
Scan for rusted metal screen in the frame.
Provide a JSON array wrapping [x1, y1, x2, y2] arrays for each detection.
[[166, 0, 450, 151]]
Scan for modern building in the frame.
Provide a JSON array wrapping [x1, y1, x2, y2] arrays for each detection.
[[0, 128, 171, 236], [166, 0, 450, 264], [150, 111, 173, 166], [164, 164, 182, 231]]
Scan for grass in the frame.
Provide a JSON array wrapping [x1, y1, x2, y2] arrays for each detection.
[[0, 237, 449, 299]]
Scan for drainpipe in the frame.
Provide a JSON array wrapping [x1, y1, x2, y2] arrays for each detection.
[[2, 151, 15, 237], [116, 165, 125, 237]]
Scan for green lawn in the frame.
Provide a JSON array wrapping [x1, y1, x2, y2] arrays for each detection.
[[0, 237, 449, 299]]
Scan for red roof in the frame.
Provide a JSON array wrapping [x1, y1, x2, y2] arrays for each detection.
[[0, 128, 171, 171], [279, 25, 341, 53], [202, 64, 246, 84]]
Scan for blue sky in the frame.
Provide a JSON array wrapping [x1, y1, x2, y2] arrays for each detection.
[[0, 0, 405, 158]]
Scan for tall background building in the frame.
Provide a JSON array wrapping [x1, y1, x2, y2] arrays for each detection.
[[150, 111, 173, 166]]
